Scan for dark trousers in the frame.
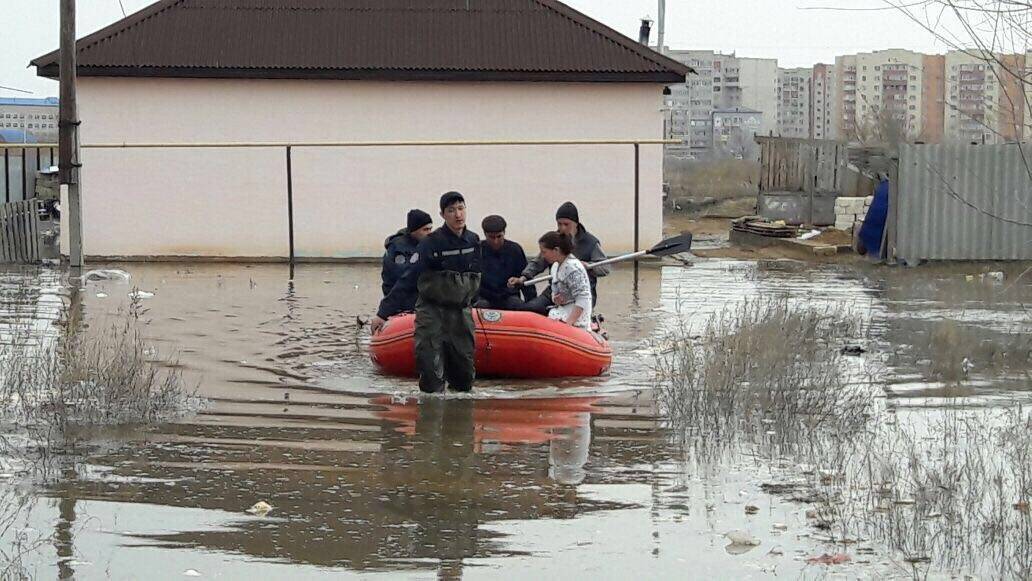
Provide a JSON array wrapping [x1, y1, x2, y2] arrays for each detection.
[[473, 295, 526, 310], [413, 302, 475, 393]]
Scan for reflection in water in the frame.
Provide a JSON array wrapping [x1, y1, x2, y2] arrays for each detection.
[[2, 259, 1031, 579], [549, 416, 591, 486]]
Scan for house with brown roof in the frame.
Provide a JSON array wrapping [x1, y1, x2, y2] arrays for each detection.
[[32, 0, 689, 259]]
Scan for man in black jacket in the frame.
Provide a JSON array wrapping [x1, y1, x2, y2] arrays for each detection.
[[371, 192, 481, 393], [475, 215, 537, 310], [508, 201, 609, 314], [381, 209, 433, 297]]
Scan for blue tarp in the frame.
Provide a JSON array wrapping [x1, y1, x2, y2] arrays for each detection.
[[858, 178, 889, 257]]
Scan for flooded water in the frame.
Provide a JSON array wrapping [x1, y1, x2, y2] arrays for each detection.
[[2, 258, 1030, 579]]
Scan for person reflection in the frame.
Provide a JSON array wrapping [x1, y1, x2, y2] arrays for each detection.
[[409, 398, 478, 579], [548, 412, 592, 485]]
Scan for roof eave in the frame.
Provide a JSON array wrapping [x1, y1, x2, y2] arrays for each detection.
[[36, 65, 688, 84]]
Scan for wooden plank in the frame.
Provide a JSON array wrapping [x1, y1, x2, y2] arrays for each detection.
[[12, 201, 24, 263], [0, 204, 8, 263], [32, 200, 41, 262]]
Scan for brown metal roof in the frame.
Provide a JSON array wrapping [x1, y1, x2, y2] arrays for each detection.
[[32, 0, 691, 83]]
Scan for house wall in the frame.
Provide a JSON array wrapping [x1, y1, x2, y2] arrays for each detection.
[[75, 78, 665, 259]]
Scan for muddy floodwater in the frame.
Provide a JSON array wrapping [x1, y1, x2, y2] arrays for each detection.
[[2, 258, 1030, 579]]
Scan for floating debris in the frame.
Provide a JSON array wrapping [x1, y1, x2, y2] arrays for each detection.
[[84, 269, 131, 282], [806, 553, 851, 565], [246, 501, 273, 516]]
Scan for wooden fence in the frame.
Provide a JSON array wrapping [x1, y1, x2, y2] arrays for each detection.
[[756, 136, 846, 193], [0, 199, 43, 264]]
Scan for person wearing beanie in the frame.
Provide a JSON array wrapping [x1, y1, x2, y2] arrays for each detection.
[[508, 201, 609, 314], [372, 191, 482, 393], [380, 209, 433, 297], [475, 215, 537, 310]]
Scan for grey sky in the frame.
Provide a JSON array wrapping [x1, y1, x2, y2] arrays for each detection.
[[1, 0, 963, 98]]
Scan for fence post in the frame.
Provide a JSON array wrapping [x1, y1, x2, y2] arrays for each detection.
[[633, 143, 640, 290], [286, 145, 295, 267]]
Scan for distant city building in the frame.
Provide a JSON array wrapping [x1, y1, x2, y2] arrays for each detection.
[[712, 107, 763, 158], [663, 50, 776, 158], [943, 50, 1024, 144], [835, 49, 927, 143], [777, 67, 811, 138], [812, 64, 836, 140], [0, 97, 59, 143], [920, 54, 945, 143]]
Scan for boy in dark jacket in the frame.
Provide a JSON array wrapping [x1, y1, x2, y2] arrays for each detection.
[[475, 215, 537, 310]]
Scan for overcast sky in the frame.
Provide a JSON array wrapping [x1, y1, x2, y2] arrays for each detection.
[[1, 0, 964, 98]]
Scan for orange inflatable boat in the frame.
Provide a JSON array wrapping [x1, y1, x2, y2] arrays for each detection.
[[369, 309, 611, 378]]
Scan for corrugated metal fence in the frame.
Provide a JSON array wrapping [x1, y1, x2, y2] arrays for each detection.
[[895, 143, 1032, 262]]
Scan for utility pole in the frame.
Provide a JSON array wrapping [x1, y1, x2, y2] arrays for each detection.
[[59, 0, 82, 267], [657, 0, 666, 54]]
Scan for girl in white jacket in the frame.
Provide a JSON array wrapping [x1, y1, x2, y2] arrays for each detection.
[[537, 231, 593, 329]]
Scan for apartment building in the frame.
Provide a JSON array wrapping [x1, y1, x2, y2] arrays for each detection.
[[664, 50, 777, 157], [835, 49, 926, 143], [712, 107, 763, 158], [0, 97, 59, 142], [777, 67, 811, 138], [812, 64, 836, 140], [944, 50, 1025, 143]]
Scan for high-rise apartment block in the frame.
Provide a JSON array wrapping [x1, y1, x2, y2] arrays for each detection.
[[662, 46, 1027, 152], [835, 50, 927, 142], [663, 50, 777, 158], [812, 64, 836, 140], [943, 50, 1025, 144], [777, 68, 811, 138]]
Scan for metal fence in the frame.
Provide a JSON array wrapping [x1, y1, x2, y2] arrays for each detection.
[[0, 199, 44, 263], [894, 143, 1032, 263], [0, 144, 58, 203]]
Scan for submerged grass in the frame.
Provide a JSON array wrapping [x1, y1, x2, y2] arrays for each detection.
[[0, 271, 193, 464], [654, 296, 1031, 579]]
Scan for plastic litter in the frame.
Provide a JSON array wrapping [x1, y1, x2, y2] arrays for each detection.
[[725, 530, 761, 546], [129, 290, 155, 300], [183, 570, 202, 577], [246, 501, 273, 516], [84, 269, 131, 282], [799, 229, 821, 240]]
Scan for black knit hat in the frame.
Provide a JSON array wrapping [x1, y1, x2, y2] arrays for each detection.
[[555, 201, 579, 223], [440, 191, 465, 211], [481, 215, 507, 234], [406, 209, 432, 232]]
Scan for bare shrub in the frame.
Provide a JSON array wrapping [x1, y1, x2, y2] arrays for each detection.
[[1, 278, 193, 457]]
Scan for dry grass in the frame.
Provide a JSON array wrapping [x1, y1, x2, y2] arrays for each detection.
[[654, 297, 1032, 578], [1, 273, 193, 463], [664, 158, 760, 216]]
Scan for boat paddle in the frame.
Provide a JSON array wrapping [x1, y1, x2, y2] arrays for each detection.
[[521, 232, 693, 286]]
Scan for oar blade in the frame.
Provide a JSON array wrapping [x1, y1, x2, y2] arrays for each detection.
[[647, 233, 693, 257]]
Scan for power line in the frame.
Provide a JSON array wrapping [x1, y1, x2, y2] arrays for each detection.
[[0, 85, 33, 94]]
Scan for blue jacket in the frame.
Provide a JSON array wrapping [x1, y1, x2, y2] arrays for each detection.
[[377, 226, 482, 319], [381, 229, 420, 296], [479, 239, 537, 303]]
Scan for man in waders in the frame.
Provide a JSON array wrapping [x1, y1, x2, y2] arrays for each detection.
[[371, 192, 482, 393]]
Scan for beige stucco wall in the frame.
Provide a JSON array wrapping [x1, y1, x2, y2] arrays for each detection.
[[75, 78, 665, 259]]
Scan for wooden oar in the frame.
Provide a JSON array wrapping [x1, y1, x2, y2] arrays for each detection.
[[522, 233, 693, 286]]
